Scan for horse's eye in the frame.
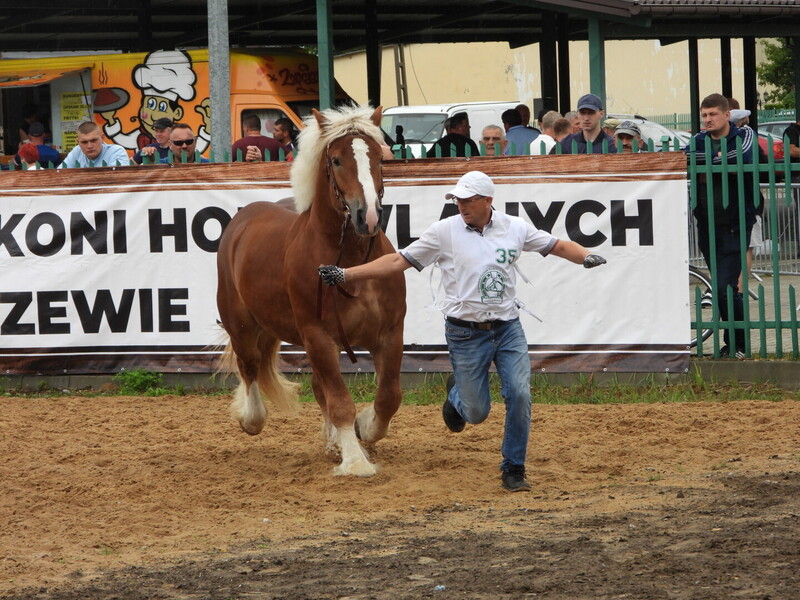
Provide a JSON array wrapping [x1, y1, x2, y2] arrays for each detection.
[[331, 157, 341, 167]]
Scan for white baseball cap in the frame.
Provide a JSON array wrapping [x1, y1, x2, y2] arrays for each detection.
[[445, 171, 495, 199], [730, 109, 751, 123]]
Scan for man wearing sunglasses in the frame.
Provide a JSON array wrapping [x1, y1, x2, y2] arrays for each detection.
[[162, 123, 209, 163], [318, 171, 606, 492]]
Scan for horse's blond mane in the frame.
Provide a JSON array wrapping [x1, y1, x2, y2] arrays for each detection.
[[290, 105, 385, 213]]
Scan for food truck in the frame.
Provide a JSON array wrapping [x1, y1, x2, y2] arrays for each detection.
[[0, 48, 349, 158]]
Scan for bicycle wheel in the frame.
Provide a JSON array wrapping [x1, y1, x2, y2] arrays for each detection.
[[689, 267, 714, 348]]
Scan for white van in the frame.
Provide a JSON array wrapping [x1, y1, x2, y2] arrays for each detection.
[[381, 101, 519, 158]]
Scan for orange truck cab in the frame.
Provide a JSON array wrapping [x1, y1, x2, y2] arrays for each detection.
[[0, 49, 350, 159]]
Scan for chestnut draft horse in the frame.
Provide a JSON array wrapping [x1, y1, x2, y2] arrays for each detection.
[[216, 105, 406, 477]]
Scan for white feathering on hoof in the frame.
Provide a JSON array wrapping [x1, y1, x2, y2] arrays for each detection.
[[333, 425, 377, 477], [230, 381, 266, 435]]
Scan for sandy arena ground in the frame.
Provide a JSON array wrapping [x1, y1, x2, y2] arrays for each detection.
[[1, 394, 799, 599]]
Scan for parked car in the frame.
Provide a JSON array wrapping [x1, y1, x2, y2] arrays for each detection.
[[669, 129, 692, 147], [758, 120, 794, 140], [758, 131, 784, 160], [381, 101, 519, 157]]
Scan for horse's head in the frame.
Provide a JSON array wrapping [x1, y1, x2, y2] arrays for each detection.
[[291, 105, 387, 238], [316, 106, 385, 237]]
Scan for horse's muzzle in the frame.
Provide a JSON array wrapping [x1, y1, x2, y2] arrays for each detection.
[[354, 205, 383, 236]]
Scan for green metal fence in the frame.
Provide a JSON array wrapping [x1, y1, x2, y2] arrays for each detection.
[[685, 136, 800, 359]]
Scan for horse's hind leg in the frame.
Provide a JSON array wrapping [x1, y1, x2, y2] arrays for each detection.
[[356, 334, 404, 444], [230, 377, 267, 435], [228, 326, 269, 435]]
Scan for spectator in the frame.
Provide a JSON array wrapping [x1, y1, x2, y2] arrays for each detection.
[[164, 123, 210, 163], [552, 118, 572, 142], [14, 122, 61, 168], [535, 108, 550, 132], [602, 117, 622, 137], [554, 94, 617, 154], [427, 112, 479, 158], [564, 110, 581, 134], [684, 93, 755, 359], [232, 114, 282, 162], [59, 121, 129, 168], [615, 120, 644, 153], [273, 117, 297, 156], [17, 143, 40, 170], [480, 125, 508, 156], [783, 118, 800, 183], [133, 117, 172, 165], [318, 171, 606, 492], [530, 110, 561, 155], [515, 103, 532, 128], [18, 102, 41, 146], [502, 108, 539, 155]]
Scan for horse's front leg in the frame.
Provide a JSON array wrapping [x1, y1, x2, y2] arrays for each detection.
[[304, 332, 377, 477], [356, 330, 404, 443]]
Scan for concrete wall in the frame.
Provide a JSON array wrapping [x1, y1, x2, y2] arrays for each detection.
[[335, 39, 768, 118]]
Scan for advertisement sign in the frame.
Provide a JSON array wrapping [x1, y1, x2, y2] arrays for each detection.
[[0, 155, 689, 374]]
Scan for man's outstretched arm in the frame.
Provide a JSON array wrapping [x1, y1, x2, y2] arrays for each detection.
[[319, 252, 413, 285], [550, 240, 607, 268]]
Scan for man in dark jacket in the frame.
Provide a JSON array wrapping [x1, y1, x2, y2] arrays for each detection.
[[684, 93, 756, 358], [553, 93, 617, 154], [427, 112, 479, 158]]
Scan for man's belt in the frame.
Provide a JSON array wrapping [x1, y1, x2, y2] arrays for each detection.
[[445, 316, 508, 330]]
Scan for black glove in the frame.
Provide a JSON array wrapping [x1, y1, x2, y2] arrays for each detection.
[[318, 265, 346, 285], [583, 254, 607, 269]]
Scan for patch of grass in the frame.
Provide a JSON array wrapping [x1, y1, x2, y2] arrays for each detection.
[[114, 369, 166, 395], [286, 372, 800, 406]]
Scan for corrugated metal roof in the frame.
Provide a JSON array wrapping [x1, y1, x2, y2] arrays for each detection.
[[0, 1, 798, 54]]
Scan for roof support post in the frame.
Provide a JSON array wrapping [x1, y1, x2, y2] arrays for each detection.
[[316, 0, 335, 110], [557, 12, 571, 114], [689, 38, 700, 134], [138, 0, 152, 51], [539, 10, 558, 114], [587, 17, 606, 109], [365, 0, 381, 109], [720, 37, 732, 99], [208, 0, 231, 161], [793, 37, 800, 118], [743, 37, 758, 130]]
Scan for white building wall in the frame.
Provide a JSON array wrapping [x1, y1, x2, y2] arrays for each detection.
[[334, 39, 765, 118]]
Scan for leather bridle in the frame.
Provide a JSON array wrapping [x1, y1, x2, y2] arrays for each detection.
[[316, 137, 384, 363]]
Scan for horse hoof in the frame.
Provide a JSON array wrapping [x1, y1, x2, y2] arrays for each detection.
[[333, 461, 378, 477], [239, 421, 265, 435]]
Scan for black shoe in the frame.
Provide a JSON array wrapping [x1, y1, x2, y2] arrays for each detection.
[[719, 346, 746, 359], [442, 374, 465, 433], [501, 467, 532, 492]]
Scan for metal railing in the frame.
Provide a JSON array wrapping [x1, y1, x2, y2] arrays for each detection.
[[686, 134, 800, 359]]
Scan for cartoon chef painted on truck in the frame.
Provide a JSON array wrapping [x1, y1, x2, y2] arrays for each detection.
[[96, 50, 210, 153]]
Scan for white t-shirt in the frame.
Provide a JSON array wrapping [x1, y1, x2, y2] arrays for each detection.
[[529, 133, 556, 155], [401, 211, 557, 322]]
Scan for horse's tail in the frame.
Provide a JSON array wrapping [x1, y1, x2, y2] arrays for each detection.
[[255, 338, 300, 415]]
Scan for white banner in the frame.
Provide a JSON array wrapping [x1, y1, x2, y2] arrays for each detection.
[[0, 157, 689, 374]]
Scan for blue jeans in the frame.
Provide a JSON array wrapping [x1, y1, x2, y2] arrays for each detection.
[[696, 220, 753, 351], [445, 318, 531, 472]]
